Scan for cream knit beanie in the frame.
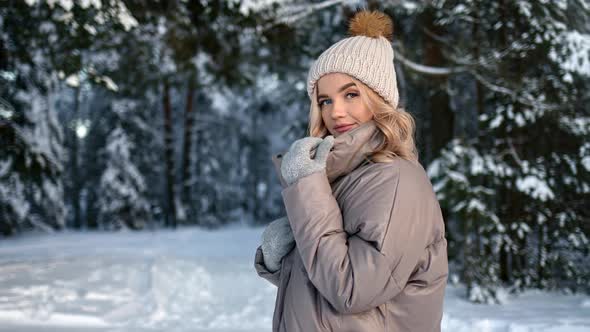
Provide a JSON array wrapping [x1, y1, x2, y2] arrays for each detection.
[[307, 10, 399, 109]]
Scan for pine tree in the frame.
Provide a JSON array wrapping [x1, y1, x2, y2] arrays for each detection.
[[414, 0, 590, 301], [0, 86, 66, 235], [97, 117, 151, 230], [0, 0, 140, 234]]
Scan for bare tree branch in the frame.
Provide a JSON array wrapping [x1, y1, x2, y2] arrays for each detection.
[[471, 71, 563, 111], [393, 47, 467, 76], [393, 47, 564, 111]]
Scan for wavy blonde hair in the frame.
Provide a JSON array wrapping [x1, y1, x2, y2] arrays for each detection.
[[307, 75, 419, 164]]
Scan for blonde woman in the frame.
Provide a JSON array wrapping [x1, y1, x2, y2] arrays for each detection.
[[255, 10, 448, 331]]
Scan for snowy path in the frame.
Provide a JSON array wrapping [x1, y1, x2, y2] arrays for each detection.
[[0, 226, 588, 331]]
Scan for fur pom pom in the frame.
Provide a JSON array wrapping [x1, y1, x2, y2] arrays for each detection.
[[348, 10, 394, 41]]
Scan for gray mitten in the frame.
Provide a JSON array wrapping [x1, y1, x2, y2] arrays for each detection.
[[261, 216, 295, 272], [280, 136, 335, 186]]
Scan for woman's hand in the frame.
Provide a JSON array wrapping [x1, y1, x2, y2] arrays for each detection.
[[261, 216, 295, 272], [280, 136, 335, 186]]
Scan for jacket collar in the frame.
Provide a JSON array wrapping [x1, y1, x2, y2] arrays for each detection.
[[272, 120, 382, 187], [325, 119, 381, 183]]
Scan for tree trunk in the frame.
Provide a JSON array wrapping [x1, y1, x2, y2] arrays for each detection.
[[181, 76, 195, 213], [537, 224, 545, 287], [163, 80, 176, 228], [421, 8, 454, 163], [472, 16, 485, 119], [71, 85, 81, 229]]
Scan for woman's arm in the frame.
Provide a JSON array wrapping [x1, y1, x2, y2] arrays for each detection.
[[282, 162, 446, 314]]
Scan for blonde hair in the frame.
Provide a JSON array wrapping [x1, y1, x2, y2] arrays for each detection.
[[307, 75, 419, 163]]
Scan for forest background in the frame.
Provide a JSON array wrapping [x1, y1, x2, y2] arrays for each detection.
[[1, 0, 589, 303]]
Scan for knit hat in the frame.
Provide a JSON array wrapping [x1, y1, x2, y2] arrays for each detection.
[[306, 10, 399, 109]]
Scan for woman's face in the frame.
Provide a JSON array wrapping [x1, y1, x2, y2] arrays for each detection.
[[316, 73, 373, 137]]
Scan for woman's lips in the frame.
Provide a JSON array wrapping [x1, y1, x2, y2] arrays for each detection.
[[334, 124, 356, 133]]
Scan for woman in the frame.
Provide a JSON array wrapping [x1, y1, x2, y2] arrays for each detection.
[[254, 9, 448, 331]]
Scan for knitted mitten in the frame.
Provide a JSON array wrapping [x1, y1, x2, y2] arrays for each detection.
[[261, 216, 295, 272], [280, 136, 335, 186]]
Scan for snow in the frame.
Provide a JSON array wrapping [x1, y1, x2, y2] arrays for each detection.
[[394, 49, 460, 76], [452, 198, 486, 214], [426, 158, 441, 178], [448, 170, 468, 184], [24, 0, 137, 31], [560, 116, 590, 136], [0, 173, 31, 221], [516, 175, 555, 201], [452, 4, 468, 14], [470, 154, 485, 174], [517, 1, 532, 18], [0, 106, 13, 120], [550, 31, 590, 77], [56, 0, 73, 11], [83, 23, 97, 35], [75, 120, 90, 139], [295, 81, 305, 91], [24, 0, 75, 11], [97, 125, 150, 229], [115, 1, 138, 31], [402, 1, 419, 11], [443, 285, 590, 332], [238, 0, 282, 15], [79, 0, 102, 10], [14, 88, 64, 172], [490, 114, 503, 128], [65, 74, 80, 88], [0, 160, 12, 177], [0, 226, 588, 331]]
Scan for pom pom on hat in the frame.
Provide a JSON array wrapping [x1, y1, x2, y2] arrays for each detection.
[[348, 10, 394, 41]]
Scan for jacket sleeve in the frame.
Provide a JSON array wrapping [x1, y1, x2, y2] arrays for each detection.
[[254, 245, 281, 287], [281, 164, 442, 314]]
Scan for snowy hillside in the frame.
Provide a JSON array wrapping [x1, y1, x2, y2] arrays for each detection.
[[0, 226, 588, 331]]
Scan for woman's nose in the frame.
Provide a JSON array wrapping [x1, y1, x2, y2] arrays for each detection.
[[329, 101, 347, 119]]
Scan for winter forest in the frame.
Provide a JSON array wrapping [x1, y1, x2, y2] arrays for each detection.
[[1, 0, 589, 330]]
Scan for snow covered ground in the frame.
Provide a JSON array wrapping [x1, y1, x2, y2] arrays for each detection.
[[0, 225, 588, 332]]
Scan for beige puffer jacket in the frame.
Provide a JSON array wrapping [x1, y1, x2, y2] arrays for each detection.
[[255, 120, 448, 331]]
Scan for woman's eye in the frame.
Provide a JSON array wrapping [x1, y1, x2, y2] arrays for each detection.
[[318, 93, 357, 108]]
